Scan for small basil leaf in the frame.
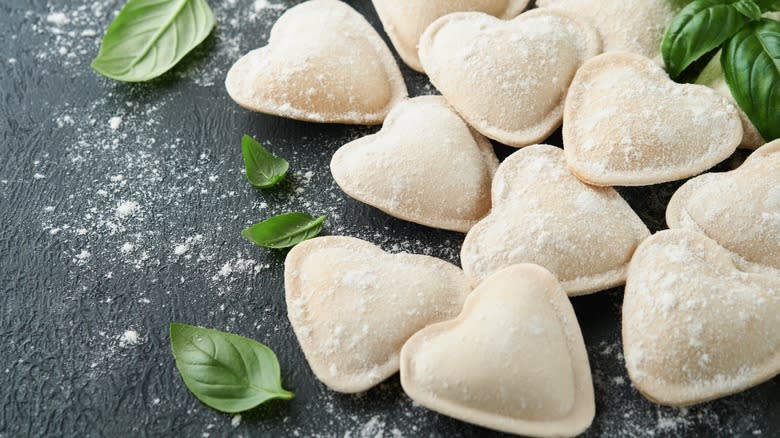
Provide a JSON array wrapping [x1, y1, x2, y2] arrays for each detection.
[[242, 212, 326, 249], [722, 19, 780, 140], [662, 0, 747, 78], [242, 135, 289, 189], [92, 0, 216, 82], [733, 0, 763, 19], [170, 323, 293, 413]]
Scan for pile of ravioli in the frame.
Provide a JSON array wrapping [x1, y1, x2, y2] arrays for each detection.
[[225, 1, 779, 436]]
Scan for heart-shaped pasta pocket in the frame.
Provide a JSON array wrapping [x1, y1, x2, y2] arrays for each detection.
[[564, 52, 742, 186], [461, 145, 649, 295], [419, 9, 601, 147], [331, 96, 498, 232], [285, 236, 471, 393], [623, 230, 780, 406], [666, 140, 780, 275], [401, 264, 595, 437], [372, 0, 529, 72], [226, 0, 407, 124]]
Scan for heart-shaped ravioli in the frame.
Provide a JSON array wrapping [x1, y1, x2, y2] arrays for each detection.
[[623, 230, 780, 406], [225, 0, 407, 125], [418, 9, 601, 147], [461, 145, 650, 295], [537, 0, 682, 63], [667, 140, 780, 275], [564, 52, 743, 186], [401, 264, 595, 437], [285, 236, 471, 393], [372, 0, 529, 72], [331, 96, 499, 232]]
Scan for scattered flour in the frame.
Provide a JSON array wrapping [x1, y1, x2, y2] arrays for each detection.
[[119, 330, 142, 347], [115, 200, 140, 218], [20, 1, 765, 437], [253, 0, 286, 12], [46, 12, 69, 25], [109, 116, 122, 130]]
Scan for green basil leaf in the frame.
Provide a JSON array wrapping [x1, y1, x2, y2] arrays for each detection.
[[662, 0, 747, 78], [722, 19, 780, 140], [756, 0, 780, 11], [242, 135, 289, 189], [170, 323, 293, 413], [733, 0, 763, 19], [242, 212, 326, 249], [92, 0, 216, 82]]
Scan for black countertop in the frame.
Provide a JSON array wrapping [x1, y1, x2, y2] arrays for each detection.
[[1, 0, 777, 437]]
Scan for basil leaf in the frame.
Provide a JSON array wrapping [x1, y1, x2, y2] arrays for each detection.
[[733, 0, 763, 19], [170, 323, 293, 413], [242, 212, 326, 249], [756, 0, 780, 11], [92, 0, 216, 82], [242, 135, 289, 189], [662, 0, 748, 78], [722, 19, 780, 140]]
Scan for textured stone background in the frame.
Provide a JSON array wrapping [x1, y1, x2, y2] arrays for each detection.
[[0, 0, 776, 437]]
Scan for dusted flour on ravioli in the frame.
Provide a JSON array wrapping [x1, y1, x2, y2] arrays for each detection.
[[401, 264, 595, 437], [623, 230, 780, 406], [284, 236, 471, 393], [225, 0, 407, 125], [667, 140, 780, 274], [564, 52, 742, 186], [419, 9, 601, 147], [331, 96, 499, 233], [537, 0, 683, 64], [461, 145, 649, 295], [372, 0, 529, 72]]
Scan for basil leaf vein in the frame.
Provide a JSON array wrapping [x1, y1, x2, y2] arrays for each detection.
[[242, 135, 289, 189], [733, 0, 764, 20], [662, 0, 748, 78], [722, 18, 780, 140], [170, 323, 293, 413], [92, 0, 216, 82], [242, 212, 326, 249]]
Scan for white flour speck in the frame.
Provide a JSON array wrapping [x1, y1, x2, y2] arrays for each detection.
[[219, 262, 233, 277], [120, 330, 141, 347], [109, 116, 122, 130], [253, 0, 285, 12], [116, 201, 140, 218], [46, 12, 69, 25]]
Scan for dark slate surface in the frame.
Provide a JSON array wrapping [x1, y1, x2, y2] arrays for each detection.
[[0, 1, 776, 437]]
